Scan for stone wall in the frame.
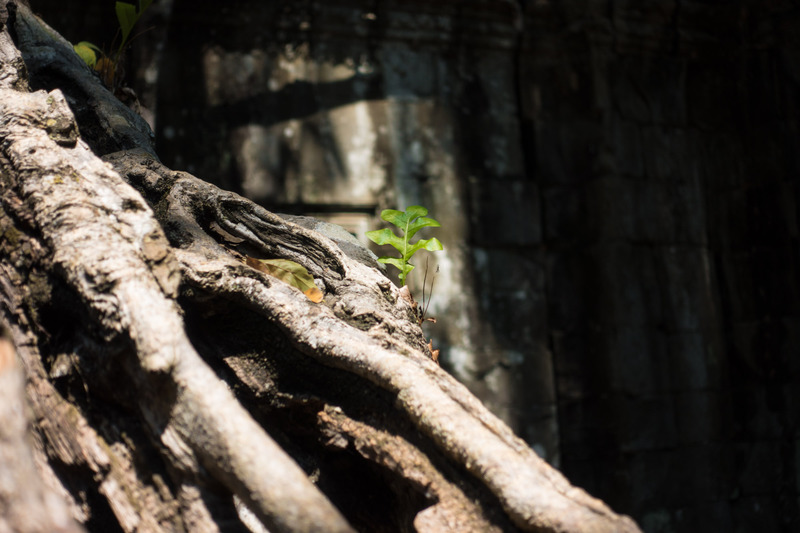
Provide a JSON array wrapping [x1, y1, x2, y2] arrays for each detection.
[[521, 2, 800, 531], [33, 0, 800, 530]]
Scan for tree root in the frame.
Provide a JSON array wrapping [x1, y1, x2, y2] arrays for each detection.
[[0, 2, 642, 532]]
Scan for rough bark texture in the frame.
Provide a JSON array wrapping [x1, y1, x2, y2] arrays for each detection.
[[0, 2, 639, 533], [0, 325, 85, 533], [81, 1, 800, 531]]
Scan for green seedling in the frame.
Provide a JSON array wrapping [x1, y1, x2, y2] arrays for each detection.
[[73, 0, 154, 88], [366, 205, 443, 287]]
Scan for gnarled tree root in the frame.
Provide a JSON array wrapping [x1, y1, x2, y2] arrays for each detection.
[[0, 2, 641, 532]]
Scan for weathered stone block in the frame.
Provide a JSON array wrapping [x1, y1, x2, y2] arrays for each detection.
[[610, 59, 651, 123], [725, 368, 788, 439], [666, 331, 709, 390], [534, 119, 605, 185], [641, 126, 692, 181], [605, 327, 672, 394], [379, 45, 437, 100], [783, 319, 800, 376], [618, 395, 679, 452], [611, 55, 687, 125], [551, 329, 591, 378], [630, 180, 678, 242], [548, 244, 669, 330], [541, 184, 583, 241], [674, 391, 722, 444], [518, 404, 561, 467], [610, 0, 679, 56], [472, 248, 545, 293], [706, 188, 751, 250], [695, 131, 746, 192], [543, 174, 707, 245], [677, 3, 743, 57], [627, 450, 677, 503], [730, 495, 783, 533], [670, 502, 734, 533], [666, 177, 708, 243], [584, 177, 637, 238], [718, 248, 800, 321], [611, 116, 645, 177], [587, 243, 658, 328], [515, 343, 557, 402], [557, 397, 621, 452], [478, 291, 546, 346], [628, 445, 727, 504], [735, 441, 783, 495], [544, 177, 648, 242], [546, 250, 593, 330], [468, 179, 542, 245], [658, 246, 716, 331], [743, 124, 789, 181], [686, 61, 740, 128]]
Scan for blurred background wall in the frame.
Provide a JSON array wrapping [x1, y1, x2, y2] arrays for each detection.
[[34, 1, 800, 531]]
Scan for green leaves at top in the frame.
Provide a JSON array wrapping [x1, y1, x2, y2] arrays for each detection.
[[115, 2, 137, 47], [73, 41, 102, 68], [74, 1, 154, 87], [366, 205, 443, 287], [115, 1, 152, 55]]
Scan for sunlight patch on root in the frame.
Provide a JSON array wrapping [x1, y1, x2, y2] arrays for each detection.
[[175, 239, 640, 533], [111, 154, 430, 358], [0, 83, 354, 533]]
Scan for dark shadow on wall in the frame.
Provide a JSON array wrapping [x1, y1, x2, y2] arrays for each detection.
[[208, 75, 384, 129], [154, 0, 392, 196]]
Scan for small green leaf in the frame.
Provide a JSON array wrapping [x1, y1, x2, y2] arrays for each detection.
[[139, 0, 154, 12], [365, 228, 407, 259], [367, 205, 443, 287], [402, 205, 429, 221], [245, 257, 323, 302], [379, 209, 410, 228], [73, 41, 101, 67], [380, 205, 429, 229], [406, 216, 441, 240], [115, 1, 138, 47], [405, 237, 443, 260], [365, 228, 402, 248], [378, 257, 412, 274], [378, 257, 414, 284]]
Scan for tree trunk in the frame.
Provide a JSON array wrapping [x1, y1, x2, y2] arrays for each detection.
[[0, 2, 639, 532]]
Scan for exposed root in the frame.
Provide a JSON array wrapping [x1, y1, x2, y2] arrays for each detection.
[[0, 3, 642, 532]]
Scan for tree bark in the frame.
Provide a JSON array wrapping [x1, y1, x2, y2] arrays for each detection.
[[0, 2, 640, 532]]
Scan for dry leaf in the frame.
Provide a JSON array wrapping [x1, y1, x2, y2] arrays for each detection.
[[245, 257, 323, 303], [303, 287, 324, 303], [427, 340, 440, 364]]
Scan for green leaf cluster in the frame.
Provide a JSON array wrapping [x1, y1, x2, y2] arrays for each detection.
[[366, 206, 443, 286], [73, 41, 103, 68], [72, 1, 154, 84], [116, 0, 153, 52]]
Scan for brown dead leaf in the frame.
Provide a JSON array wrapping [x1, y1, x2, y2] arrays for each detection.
[[245, 256, 323, 303], [427, 340, 440, 365]]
